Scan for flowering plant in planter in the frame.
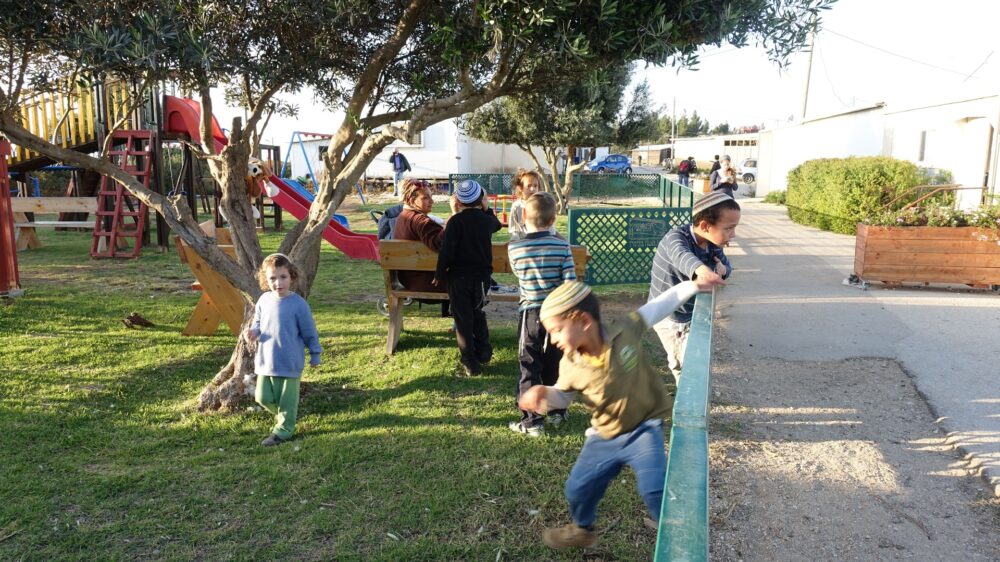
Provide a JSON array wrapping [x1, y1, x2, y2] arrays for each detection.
[[866, 204, 1000, 229]]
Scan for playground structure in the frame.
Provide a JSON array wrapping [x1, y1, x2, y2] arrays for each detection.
[[0, 140, 21, 297], [1, 81, 382, 297]]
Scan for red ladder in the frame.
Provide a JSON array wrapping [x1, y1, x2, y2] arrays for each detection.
[[0, 140, 21, 296], [91, 130, 152, 259]]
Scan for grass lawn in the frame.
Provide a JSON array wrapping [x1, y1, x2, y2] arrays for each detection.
[[1, 200, 673, 561]]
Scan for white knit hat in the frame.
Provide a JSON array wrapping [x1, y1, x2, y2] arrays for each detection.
[[692, 191, 734, 217]]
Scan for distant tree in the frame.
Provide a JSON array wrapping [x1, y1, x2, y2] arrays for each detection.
[[656, 114, 675, 143], [711, 122, 732, 135], [615, 80, 660, 150]]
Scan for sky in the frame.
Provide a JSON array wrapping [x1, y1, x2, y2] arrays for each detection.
[[633, 0, 1000, 131], [215, 0, 1000, 146]]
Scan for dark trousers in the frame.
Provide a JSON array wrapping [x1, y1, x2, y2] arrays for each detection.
[[447, 275, 492, 373], [516, 307, 565, 427]]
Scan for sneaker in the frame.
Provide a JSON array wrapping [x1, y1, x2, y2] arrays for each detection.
[[542, 523, 597, 549], [547, 411, 568, 427], [508, 421, 543, 437], [261, 434, 289, 447]]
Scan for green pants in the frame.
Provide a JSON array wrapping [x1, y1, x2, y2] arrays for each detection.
[[256, 375, 301, 440]]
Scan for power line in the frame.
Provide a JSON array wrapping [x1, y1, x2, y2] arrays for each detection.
[[964, 50, 993, 82], [824, 28, 980, 78], [816, 43, 849, 108]]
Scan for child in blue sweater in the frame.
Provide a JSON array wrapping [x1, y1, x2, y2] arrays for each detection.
[[245, 253, 322, 447]]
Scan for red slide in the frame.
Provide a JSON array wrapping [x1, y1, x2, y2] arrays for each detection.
[[162, 96, 228, 152], [264, 175, 379, 261], [162, 96, 379, 261]]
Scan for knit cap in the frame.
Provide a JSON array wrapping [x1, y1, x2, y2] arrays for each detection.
[[539, 281, 592, 322], [455, 179, 483, 204], [693, 191, 734, 217]]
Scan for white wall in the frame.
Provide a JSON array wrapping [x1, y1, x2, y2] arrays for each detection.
[[884, 97, 999, 209], [670, 133, 759, 168], [287, 117, 623, 181], [368, 120, 462, 179], [756, 108, 885, 196], [462, 137, 550, 174]]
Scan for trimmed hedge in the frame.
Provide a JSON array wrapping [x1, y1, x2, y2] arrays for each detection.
[[786, 157, 930, 234]]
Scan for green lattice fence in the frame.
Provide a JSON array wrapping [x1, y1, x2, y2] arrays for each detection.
[[568, 206, 692, 285], [448, 173, 512, 196], [573, 173, 661, 199]]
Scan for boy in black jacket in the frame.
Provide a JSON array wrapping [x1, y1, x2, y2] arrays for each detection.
[[434, 180, 502, 375]]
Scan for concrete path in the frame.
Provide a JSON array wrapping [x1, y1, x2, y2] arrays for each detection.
[[719, 199, 1000, 495]]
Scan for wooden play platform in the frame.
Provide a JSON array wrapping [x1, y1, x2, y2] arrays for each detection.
[[174, 225, 248, 337]]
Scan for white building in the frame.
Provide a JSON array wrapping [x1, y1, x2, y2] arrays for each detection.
[[670, 133, 760, 168], [756, 104, 885, 196], [284, 119, 589, 181], [883, 95, 1000, 209], [756, 96, 1000, 209]]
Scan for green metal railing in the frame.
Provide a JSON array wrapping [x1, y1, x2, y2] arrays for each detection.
[[448, 173, 512, 196], [661, 177, 698, 208], [568, 206, 691, 285], [654, 290, 715, 562]]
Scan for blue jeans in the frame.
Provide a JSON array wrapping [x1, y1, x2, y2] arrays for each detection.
[[393, 169, 405, 196], [678, 173, 689, 187], [564, 419, 666, 528]]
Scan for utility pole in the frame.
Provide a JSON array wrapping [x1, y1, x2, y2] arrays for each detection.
[[671, 96, 677, 163], [801, 14, 817, 120]]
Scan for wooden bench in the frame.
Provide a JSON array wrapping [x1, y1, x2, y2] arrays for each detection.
[[10, 197, 98, 250], [174, 225, 247, 337], [379, 239, 589, 354]]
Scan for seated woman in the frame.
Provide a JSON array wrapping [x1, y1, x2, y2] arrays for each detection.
[[393, 179, 447, 296]]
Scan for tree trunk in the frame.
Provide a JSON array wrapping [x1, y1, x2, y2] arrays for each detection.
[[557, 160, 588, 215], [542, 147, 569, 213], [196, 310, 258, 411]]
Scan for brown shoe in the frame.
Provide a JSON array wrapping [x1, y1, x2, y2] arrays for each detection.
[[542, 523, 597, 549]]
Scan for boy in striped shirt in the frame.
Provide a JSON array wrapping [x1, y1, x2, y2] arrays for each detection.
[[508, 193, 576, 436], [649, 191, 740, 380]]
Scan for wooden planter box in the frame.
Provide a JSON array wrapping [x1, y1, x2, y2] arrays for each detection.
[[691, 178, 711, 193], [854, 223, 1000, 286]]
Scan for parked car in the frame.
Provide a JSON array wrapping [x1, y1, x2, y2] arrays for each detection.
[[738, 158, 757, 183], [586, 154, 632, 174]]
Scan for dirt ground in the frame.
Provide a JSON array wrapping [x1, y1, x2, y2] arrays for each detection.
[[707, 323, 1000, 561]]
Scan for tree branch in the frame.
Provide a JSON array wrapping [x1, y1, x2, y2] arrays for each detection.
[[328, 0, 430, 157], [100, 77, 153, 157]]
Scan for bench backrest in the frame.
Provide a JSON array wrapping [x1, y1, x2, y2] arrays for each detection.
[[10, 197, 97, 214], [379, 240, 589, 278]]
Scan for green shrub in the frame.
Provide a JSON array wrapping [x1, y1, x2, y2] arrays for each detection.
[[763, 190, 786, 205], [785, 156, 949, 234]]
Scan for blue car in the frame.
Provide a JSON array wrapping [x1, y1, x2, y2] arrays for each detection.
[[586, 154, 632, 174]]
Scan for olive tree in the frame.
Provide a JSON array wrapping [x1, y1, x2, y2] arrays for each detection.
[[0, 0, 834, 410]]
